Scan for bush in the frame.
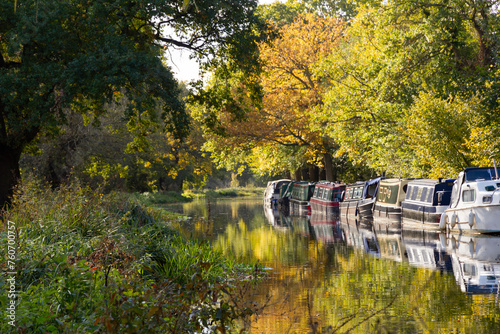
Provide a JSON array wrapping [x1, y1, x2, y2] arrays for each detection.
[[0, 176, 264, 333]]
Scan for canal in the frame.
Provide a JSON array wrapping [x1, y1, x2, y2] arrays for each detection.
[[166, 197, 500, 333]]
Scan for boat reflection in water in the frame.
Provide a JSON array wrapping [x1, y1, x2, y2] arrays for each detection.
[[309, 212, 343, 244], [341, 220, 380, 257], [264, 202, 500, 297], [445, 233, 500, 294], [401, 228, 452, 272]]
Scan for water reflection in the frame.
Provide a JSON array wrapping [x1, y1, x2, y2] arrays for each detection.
[[168, 198, 500, 333]]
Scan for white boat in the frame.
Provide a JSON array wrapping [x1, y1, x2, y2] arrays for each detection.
[[263, 179, 291, 207], [441, 167, 500, 234]]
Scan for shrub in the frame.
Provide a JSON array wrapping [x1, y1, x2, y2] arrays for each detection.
[[0, 176, 264, 333]]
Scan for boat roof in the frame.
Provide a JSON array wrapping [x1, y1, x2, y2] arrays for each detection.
[[346, 181, 365, 188], [268, 179, 291, 185], [314, 181, 345, 189], [379, 178, 412, 185], [365, 176, 385, 186], [407, 178, 455, 186], [293, 181, 315, 187]]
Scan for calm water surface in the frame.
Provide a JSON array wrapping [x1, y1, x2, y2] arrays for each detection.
[[166, 198, 500, 333]]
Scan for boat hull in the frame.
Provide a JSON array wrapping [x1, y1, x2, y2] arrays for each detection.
[[444, 205, 500, 234], [310, 199, 340, 216], [340, 199, 375, 220], [401, 203, 447, 229]]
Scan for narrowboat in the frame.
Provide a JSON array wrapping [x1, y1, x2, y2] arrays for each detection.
[[401, 178, 455, 228], [263, 179, 291, 207], [309, 181, 346, 216], [277, 181, 294, 214], [441, 167, 500, 234], [373, 178, 410, 221], [339, 181, 365, 218], [289, 181, 315, 215], [339, 177, 385, 219]]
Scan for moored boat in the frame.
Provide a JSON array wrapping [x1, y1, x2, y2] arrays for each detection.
[[401, 178, 455, 228], [441, 167, 500, 234], [339, 181, 364, 218], [310, 181, 345, 216], [373, 178, 410, 221], [263, 179, 291, 207], [289, 181, 315, 215], [340, 177, 385, 220]]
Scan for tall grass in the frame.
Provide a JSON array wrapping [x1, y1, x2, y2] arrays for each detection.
[[0, 176, 264, 333]]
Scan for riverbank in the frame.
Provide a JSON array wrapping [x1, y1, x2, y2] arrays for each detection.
[[132, 186, 265, 206], [0, 177, 264, 333]]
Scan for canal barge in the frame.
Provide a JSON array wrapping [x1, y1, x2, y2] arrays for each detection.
[[401, 178, 455, 228], [373, 178, 410, 221], [310, 181, 346, 216], [340, 177, 384, 220], [441, 167, 500, 234], [289, 181, 315, 215]]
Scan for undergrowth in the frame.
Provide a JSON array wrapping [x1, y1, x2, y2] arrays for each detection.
[[0, 176, 265, 333]]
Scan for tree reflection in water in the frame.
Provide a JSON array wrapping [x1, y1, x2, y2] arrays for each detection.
[[169, 198, 500, 333]]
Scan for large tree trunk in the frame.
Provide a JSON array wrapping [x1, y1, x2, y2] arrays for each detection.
[[0, 145, 22, 208], [324, 153, 334, 181], [309, 165, 319, 182]]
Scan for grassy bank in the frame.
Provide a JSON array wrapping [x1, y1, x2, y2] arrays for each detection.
[[132, 187, 265, 206], [0, 177, 264, 333]]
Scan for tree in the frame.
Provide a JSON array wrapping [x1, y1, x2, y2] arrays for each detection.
[[318, 0, 500, 177], [195, 12, 347, 180], [0, 0, 263, 206]]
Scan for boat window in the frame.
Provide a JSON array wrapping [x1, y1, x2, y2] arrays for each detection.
[[416, 187, 423, 202], [485, 185, 495, 191], [317, 188, 323, 199], [426, 187, 434, 203], [462, 189, 476, 202], [462, 263, 477, 277], [465, 169, 493, 181], [406, 186, 412, 200], [420, 188, 428, 202], [421, 251, 429, 264], [411, 186, 419, 200], [313, 187, 319, 197], [322, 189, 329, 200]]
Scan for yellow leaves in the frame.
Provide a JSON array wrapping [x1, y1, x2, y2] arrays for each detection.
[[84, 157, 128, 179]]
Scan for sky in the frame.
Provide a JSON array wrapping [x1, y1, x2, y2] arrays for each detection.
[[167, 0, 282, 82]]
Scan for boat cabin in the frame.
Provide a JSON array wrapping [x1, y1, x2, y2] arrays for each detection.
[[373, 178, 410, 220], [402, 178, 455, 225], [342, 182, 365, 202], [311, 181, 345, 204], [443, 167, 500, 233]]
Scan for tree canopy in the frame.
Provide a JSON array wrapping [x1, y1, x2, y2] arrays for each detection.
[[0, 0, 265, 205], [194, 0, 500, 181]]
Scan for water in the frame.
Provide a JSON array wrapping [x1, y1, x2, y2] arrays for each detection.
[[166, 198, 500, 333]]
